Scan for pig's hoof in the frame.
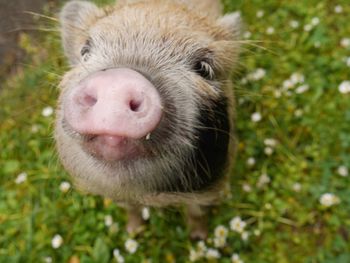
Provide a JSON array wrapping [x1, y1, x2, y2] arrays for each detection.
[[126, 218, 145, 235], [190, 226, 208, 240]]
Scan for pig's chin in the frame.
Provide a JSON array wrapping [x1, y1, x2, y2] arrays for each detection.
[[82, 135, 142, 162]]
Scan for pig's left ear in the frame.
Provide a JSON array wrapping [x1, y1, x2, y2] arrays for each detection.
[[216, 12, 242, 40], [59, 1, 104, 65]]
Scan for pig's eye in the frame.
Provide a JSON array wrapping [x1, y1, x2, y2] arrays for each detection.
[[194, 60, 215, 80], [80, 40, 91, 61]]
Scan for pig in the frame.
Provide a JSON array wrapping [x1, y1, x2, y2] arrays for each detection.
[[55, 0, 241, 239]]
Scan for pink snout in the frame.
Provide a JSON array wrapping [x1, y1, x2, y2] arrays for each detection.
[[64, 68, 162, 145]]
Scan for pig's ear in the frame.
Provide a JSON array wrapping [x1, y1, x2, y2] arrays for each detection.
[[60, 0, 104, 65], [216, 12, 242, 40]]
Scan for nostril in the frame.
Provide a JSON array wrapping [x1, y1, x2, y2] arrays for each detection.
[[80, 93, 97, 107], [129, 99, 143, 112], [84, 94, 98, 107]]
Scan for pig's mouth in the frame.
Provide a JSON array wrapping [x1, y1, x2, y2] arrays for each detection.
[[61, 118, 151, 162], [82, 134, 146, 162]]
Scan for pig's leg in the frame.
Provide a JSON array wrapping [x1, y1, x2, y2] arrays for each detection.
[[186, 204, 209, 240], [125, 205, 144, 234]]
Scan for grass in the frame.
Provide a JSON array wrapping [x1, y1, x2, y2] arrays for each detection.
[[1, 0, 350, 262]]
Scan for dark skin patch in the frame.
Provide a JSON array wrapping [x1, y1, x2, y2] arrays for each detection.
[[156, 95, 230, 193]]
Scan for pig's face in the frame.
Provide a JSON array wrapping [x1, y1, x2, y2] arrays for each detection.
[[55, 0, 241, 203]]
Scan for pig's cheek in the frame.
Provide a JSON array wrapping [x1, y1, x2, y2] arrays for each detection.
[[55, 124, 136, 201]]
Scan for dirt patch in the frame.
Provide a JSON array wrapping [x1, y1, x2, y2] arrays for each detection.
[[0, 0, 58, 83]]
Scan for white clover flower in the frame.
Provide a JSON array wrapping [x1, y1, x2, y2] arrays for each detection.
[[189, 242, 207, 262], [15, 172, 27, 184], [206, 248, 220, 259], [214, 225, 228, 238], [264, 147, 274, 156], [346, 57, 350, 67], [142, 207, 150, 220], [213, 236, 226, 248], [257, 174, 271, 188], [304, 24, 313, 32], [314, 41, 321, 48], [311, 17, 320, 26], [241, 231, 249, 241], [116, 255, 125, 263], [113, 249, 125, 263], [264, 138, 278, 147], [113, 249, 123, 260], [246, 157, 256, 166], [243, 31, 252, 39], [296, 84, 309, 94], [290, 73, 305, 85], [31, 124, 39, 133], [266, 27, 275, 35], [253, 229, 261, 236], [238, 98, 245, 105], [256, 10, 264, 18], [250, 68, 266, 80], [274, 89, 282, 98], [289, 20, 299, 29], [282, 79, 294, 90], [196, 241, 207, 256], [42, 106, 54, 117], [294, 109, 304, 117], [59, 181, 71, 193], [125, 239, 138, 254], [319, 193, 340, 207], [338, 81, 350, 94], [104, 215, 113, 227], [265, 203, 272, 210], [251, 112, 262, 122], [334, 5, 343, 13], [240, 77, 248, 85], [242, 183, 252, 193], [337, 166, 348, 177], [189, 249, 201, 262], [340, 38, 350, 48], [51, 234, 63, 249], [292, 183, 302, 192], [230, 216, 247, 233], [231, 253, 244, 263], [43, 257, 52, 263]]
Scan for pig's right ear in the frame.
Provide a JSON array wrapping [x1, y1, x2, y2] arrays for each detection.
[[216, 12, 242, 40], [60, 1, 104, 65]]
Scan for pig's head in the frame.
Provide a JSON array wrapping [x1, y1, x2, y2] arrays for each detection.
[[55, 0, 241, 203]]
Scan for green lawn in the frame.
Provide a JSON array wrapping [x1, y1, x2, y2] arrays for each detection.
[[1, 0, 349, 262]]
